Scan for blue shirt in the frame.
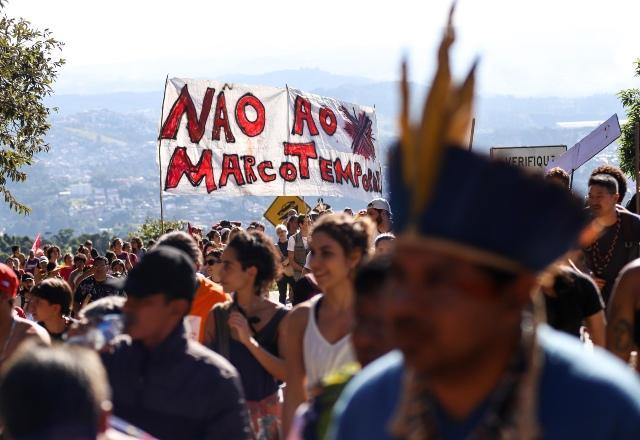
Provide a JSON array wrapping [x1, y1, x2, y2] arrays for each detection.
[[331, 326, 640, 440]]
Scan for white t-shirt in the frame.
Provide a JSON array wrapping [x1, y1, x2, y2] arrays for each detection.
[[287, 235, 308, 252]]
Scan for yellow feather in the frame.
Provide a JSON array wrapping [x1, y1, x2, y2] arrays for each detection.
[[398, 2, 477, 221], [444, 60, 477, 147], [412, 6, 455, 214]]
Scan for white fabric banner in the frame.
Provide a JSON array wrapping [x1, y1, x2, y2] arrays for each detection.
[[158, 78, 382, 200]]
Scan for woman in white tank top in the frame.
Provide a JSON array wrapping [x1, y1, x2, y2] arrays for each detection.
[[281, 213, 374, 437]]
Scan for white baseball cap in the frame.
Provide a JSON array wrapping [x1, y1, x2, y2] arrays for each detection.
[[367, 198, 391, 213]]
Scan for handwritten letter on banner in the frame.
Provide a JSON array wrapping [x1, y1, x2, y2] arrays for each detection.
[[158, 78, 382, 200]]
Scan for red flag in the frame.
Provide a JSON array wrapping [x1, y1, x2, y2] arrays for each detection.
[[187, 223, 193, 235], [31, 233, 41, 253]]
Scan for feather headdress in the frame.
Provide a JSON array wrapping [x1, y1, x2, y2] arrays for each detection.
[[389, 5, 589, 273], [400, 4, 477, 222]]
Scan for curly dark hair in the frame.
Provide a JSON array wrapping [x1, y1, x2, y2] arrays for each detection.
[[311, 213, 374, 263], [545, 167, 570, 188], [590, 165, 627, 199], [226, 230, 281, 294], [45, 246, 60, 261]]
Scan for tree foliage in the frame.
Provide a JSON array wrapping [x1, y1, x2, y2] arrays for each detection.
[[617, 59, 640, 178], [0, 220, 189, 261], [0, 11, 64, 214], [132, 218, 185, 244], [0, 229, 113, 260]]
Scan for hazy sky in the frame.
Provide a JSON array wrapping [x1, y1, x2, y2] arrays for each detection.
[[4, 0, 640, 96]]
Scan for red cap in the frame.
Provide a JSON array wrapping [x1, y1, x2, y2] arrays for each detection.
[[0, 263, 19, 299]]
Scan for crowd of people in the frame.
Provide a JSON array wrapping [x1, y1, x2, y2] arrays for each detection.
[[0, 158, 639, 439], [1, 16, 640, 440], [0, 198, 399, 439]]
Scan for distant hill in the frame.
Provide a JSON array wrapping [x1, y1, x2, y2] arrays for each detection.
[[226, 68, 374, 91], [46, 69, 373, 116], [1, 69, 630, 236], [47, 91, 162, 116]]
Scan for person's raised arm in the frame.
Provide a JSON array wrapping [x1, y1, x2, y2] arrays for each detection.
[[228, 311, 287, 380]]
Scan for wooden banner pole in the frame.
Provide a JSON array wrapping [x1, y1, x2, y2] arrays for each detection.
[[635, 122, 640, 214], [157, 75, 169, 234]]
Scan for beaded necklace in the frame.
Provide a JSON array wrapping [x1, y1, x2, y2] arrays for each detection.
[[585, 212, 621, 277], [389, 312, 542, 440]]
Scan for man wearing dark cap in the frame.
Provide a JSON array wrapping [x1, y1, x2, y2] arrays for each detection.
[[331, 12, 640, 439], [101, 246, 252, 439]]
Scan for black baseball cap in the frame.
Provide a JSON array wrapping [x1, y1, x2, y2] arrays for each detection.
[[109, 246, 198, 301]]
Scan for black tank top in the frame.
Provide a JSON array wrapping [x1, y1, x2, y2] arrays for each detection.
[[215, 306, 288, 401]]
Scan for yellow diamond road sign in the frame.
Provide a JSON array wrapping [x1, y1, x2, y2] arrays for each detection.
[[263, 196, 310, 226]]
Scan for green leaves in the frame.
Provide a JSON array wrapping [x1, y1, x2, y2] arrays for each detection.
[[133, 218, 185, 244], [0, 13, 64, 214], [0, 229, 114, 261], [617, 59, 640, 178]]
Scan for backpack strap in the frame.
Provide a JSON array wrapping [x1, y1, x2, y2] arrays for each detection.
[[268, 307, 288, 336], [213, 303, 231, 360]]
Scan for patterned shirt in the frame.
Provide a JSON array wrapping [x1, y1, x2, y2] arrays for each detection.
[[74, 275, 124, 305]]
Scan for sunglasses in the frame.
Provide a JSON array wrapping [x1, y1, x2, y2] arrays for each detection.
[[206, 259, 221, 266]]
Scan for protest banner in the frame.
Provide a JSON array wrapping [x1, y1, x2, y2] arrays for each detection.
[[263, 196, 310, 226], [157, 79, 382, 201], [490, 145, 567, 170]]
